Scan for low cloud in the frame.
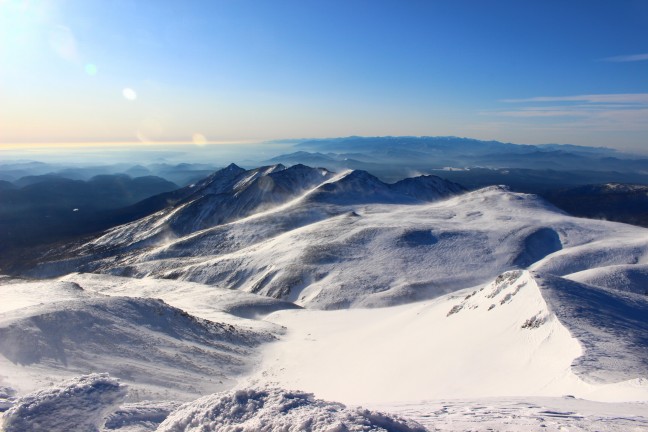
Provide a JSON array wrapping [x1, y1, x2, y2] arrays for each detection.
[[500, 93, 648, 104], [601, 53, 648, 62], [482, 93, 648, 135]]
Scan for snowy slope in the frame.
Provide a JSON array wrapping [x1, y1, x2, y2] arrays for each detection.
[[30, 184, 648, 311], [375, 396, 648, 432], [0, 278, 279, 401], [79, 163, 333, 251], [565, 263, 648, 295], [44, 167, 464, 265], [305, 170, 464, 204], [57, 272, 301, 321], [537, 273, 648, 385], [3, 263, 648, 429], [243, 270, 648, 404]]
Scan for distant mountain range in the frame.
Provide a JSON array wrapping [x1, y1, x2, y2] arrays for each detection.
[[543, 183, 648, 228], [263, 136, 648, 186], [0, 174, 178, 253], [0, 161, 219, 186]]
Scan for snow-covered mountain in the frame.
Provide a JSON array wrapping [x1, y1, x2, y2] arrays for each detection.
[[30, 177, 648, 311], [29, 165, 466, 282], [69, 163, 335, 250], [2, 163, 648, 431]]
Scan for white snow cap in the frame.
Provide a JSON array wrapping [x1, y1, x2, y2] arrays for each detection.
[[2, 373, 127, 432], [156, 387, 428, 432]]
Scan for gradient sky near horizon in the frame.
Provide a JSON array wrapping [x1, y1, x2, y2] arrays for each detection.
[[1, 0, 647, 152]]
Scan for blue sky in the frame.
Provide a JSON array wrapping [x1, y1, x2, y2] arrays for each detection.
[[1, 0, 647, 151]]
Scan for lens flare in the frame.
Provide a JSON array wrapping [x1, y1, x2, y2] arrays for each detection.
[[192, 133, 207, 146], [122, 88, 137, 101], [49, 25, 78, 62], [84, 63, 98, 76]]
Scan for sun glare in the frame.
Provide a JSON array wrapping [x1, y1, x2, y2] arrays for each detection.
[[192, 133, 207, 146], [0, 0, 48, 58]]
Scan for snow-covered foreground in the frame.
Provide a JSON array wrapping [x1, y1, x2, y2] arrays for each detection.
[[375, 396, 648, 432], [156, 387, 427, 432], [2, 269, 647, 431], [2, 374, 126, 432]]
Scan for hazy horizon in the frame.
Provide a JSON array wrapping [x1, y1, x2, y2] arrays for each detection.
[[2, 0, 647, 154]]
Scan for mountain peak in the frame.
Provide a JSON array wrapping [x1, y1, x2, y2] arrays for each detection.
[[341, 169, 380, 181], [225, 163, 245, 171]]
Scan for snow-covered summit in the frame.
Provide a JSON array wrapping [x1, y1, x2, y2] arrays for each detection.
[[391, 174, 466, 201], [307, 169, 464, 204], [185, 162, 247, 198], [164, 164, 335, 236], [70, 163, 336, 251]]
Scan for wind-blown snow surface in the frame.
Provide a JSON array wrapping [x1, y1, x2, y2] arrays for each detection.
[[0, 277, 283, 401], [243, 270, 648, 404], [565, 263, 648, 295], [537, 273, 648, 385], [32, 179, 648, 312], [375, 396, 648, 432], [2, 373, 126, 432], [156, 387, 427, 432]]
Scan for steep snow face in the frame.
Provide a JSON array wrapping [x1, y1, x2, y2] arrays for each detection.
[[74, 164, 332, 252], [243, 271, 587, 404], [537, 273, 648, 385], [531, 236, 648, 276], [188, 163, 249, 196], [0, 284, 277, 400], [165, 164, 335, 236], [156, 387, 427, 432], [1, 373, 126, 432]]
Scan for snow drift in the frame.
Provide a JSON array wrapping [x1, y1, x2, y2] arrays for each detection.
[[0, 291, 276, 399], [1, 373, 126, 432], [156, 387, 427, 432]]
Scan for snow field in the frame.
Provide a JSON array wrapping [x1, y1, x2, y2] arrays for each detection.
[[243, 271, 648, 404]]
